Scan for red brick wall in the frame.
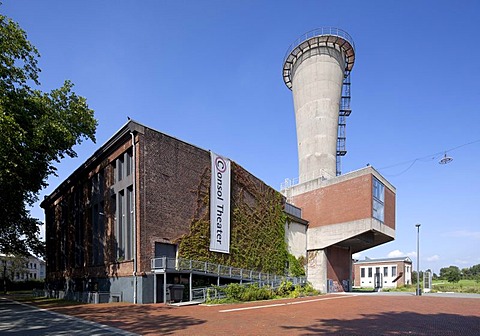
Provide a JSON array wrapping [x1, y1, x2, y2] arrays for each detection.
[[291, 173, 395, 230], [326, 246, 351, 291], [138, 128, 210, 272], [292, 174, 372, 228]]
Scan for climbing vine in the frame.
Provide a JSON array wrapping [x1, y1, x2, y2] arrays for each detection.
[[178, 162, 289, 275]]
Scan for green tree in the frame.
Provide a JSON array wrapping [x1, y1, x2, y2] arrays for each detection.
[[440, 266, 461, 283], [412, 270, 424, 284], [1, 254, 28, 293], [469, 264, 480, 278], [0, 13, 97, 256]]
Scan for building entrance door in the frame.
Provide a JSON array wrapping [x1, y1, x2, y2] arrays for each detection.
[[374, 272, 383, 290]]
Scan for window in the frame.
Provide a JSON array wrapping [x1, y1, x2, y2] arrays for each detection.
[[118, 156, 124, 182], [117, 190, 124, 259], [368, 267, 372, 277], [361, 268, 365, 278], [125, 187, 134, 260], [92, 202, 105, 265], [383, 267, 388, 277], [126, 150, 133, 177], [373, 177, 385, 222], [112, 150, 134, 261], [392, 266, 397, 277], [375, 267, 380, 275]]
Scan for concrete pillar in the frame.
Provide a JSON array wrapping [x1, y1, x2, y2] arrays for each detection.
[[307, 249, 327, 293]]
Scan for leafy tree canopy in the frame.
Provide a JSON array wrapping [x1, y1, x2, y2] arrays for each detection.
[[0, 13, 97, 256], [439, 265, 461, 283]]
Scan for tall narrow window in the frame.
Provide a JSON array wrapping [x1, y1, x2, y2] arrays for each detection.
[[92, 204, 99, 265], [113, 161, 118, 184], [98, 201, 105, 264], [368, 267, 372, 277], [126, 150, 133, 177], [118, 156, 124, 182], [360, 268, 365, 278], [117, 190, 124, 259], [373, 177, 385, 222], [111, 150, 133, 261], [125, 187, 134, 260], [383, 267, 388, 277], [392, 266, 397, 277]]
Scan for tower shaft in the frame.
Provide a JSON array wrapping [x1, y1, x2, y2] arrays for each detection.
[[283, 28, 355, 183]]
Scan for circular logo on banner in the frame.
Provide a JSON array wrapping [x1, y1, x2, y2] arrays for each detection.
[[215, 156, 227, 173]]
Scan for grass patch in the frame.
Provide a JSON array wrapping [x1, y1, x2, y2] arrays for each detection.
[[382, 285, 416, 292], [351, 287, 376, 292], [432, 279, 480, 294], [4, 293, 85, 308]]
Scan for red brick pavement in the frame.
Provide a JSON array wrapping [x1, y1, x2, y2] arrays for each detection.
[[48, 294, 480, 335]]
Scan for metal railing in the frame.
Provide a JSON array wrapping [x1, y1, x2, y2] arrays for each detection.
[[151, 257, 306, 284], [283, 27, 355, 64], [191, 276, 308, 303]]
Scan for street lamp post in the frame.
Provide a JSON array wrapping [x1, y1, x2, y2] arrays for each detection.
[[415, 223, 421, 296]]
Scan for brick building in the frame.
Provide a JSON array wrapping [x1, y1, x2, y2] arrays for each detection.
[[41, 120, 306, 303], [42, 119, 396, 303], [282, 168, 396, 293], [353, 256, 412, 289]]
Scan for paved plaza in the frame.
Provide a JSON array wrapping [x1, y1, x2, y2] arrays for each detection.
[[0, 297, 135, 335], [2, 293, 479, 335]]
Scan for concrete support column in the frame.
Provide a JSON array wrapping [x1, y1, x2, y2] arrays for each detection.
[[307, 249, 327, 293]]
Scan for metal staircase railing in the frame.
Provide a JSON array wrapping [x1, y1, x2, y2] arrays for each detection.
[[151, 257, 306, 285]]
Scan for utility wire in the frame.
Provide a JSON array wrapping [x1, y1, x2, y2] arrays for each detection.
[[378, 138, 480, 177]]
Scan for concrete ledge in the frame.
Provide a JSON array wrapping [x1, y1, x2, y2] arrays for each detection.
[[308, 218, 395, 250]]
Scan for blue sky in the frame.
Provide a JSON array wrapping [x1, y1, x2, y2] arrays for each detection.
[[3, 1, 479, 274]]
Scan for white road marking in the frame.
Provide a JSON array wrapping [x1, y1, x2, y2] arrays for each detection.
[[219, 294, 358, 313]]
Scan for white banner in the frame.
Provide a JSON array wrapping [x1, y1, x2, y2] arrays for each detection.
[[210, 152, 231, 254]]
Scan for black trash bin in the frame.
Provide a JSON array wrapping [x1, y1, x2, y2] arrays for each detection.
[[168, 284, 185, 303]]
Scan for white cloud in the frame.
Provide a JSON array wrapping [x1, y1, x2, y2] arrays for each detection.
[[426, 255, 440, 262], [387, 250, 416, 258], [387, 250, 404, 258]]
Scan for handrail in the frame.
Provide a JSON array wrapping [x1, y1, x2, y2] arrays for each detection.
[[151, 257, 306, 284], [191, 276, 308, 303], [283, 27, 355, 64]]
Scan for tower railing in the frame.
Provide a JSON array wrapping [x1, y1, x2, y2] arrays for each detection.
[[283, 27, 355, 64]]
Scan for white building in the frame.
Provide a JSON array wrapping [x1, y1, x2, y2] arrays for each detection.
[[0, 254, 45, 282], [353, 257, 412, 289]]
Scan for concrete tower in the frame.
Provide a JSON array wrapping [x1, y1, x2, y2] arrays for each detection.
[[283, 28, 355, 182]]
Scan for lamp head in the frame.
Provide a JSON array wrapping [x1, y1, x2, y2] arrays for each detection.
[[415, 223, 421, 228]]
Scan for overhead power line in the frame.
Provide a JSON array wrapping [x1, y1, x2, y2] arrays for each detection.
[[378, 139, 480, 177]]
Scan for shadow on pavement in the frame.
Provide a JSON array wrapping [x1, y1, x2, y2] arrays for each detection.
[[281, 311, 480, 336], [52, 304, 206, 335]]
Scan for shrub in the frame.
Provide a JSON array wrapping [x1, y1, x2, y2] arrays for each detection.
[[276, 280, 294, 297]]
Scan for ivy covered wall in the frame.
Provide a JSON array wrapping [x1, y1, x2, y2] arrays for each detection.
[[178, 162, 289, 275]]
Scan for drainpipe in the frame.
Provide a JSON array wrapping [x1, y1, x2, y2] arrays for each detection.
[[131, 131, 137, 304]]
